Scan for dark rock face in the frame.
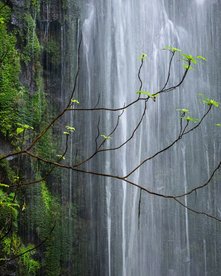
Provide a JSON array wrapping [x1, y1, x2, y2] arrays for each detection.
[[7, 0, 25, 8], [41, 0, 62, 22], [0, 260, 17, 276], [39, 1, 63, 104], [0, 136, 13, 156]]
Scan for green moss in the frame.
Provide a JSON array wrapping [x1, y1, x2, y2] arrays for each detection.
[[22, 13, 41, 63], [26, 178, 65, 276], [0, 2, 81, 275], [31, 0, 41, 12], [0, 177, 40, 275], [1, 233, 40, 275], [0, 5, 21, 139], [19, 244, 41, 275], [24, 0, 41, 15], [0, 159, 17, 183], [44, 40, 61, 66]]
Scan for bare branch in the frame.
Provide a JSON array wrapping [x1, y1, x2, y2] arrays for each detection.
[[12, 151, 221, 224], [73, 109, 125, 167], [124, 104, 211, 179], [98, 99, 148, 153], [175, 160, 221, 198], [154, 60, 191, 96], [160, 51, 175, 91], [95, 116, 101, 150], [174, 198, 221, 223], [183, 105, 212, 135]]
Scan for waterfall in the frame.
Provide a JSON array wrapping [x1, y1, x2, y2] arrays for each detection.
[[77, 0, 221, 275]]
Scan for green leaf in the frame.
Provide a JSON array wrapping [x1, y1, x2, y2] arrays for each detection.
[[63, 131, 70, 135], [182, 54, 197, 64], [215, 123, 221, 127], [208, 99, 219, 108], [203, 98, 219, 107], [136, 90, 152, 96], [182, 53, 192, 60], [185, 116, 199, 123], [16, 127, 24, 135], [177, 108, 189, 114], [16, 123, 33, 132], [139, 53, 147, 61], [7, 202, 20, 208], [183, 64, 193, 70], [0, 183, 9, 188], [56, 155, 65, 160], [101, 134, 111, 140], [71, 99, 80, 104], [162, 46, 182, 53], [196, 55, 207, 61], [8, 192, 15, 200], [65, 125, 76, 132], [23, 124, 34, 130]]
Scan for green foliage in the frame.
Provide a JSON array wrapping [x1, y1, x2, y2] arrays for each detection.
[[0, 183, 9, 188], [0, 5, 43, 145], [203, 98, 220, 108], [139, 53, 148, 61], [198, 94, 220, 108], [63, 125, 76, 136], [31, 91, 47, 125], [183, 64, 193, 70], [16, 123, 34, 135], [31, 0, 41, 12], [22, 13, 41, 63], [20, 245, 40, 274], [24, 0, 41, 13], [0, 189, 19, 233], [2, 233, 21, 255], [0, 159, 18, 185], [182, 54, 197, 64], [71, 99, 80, 104], [162, 46, 182, 53], [162, 46, 206, 72], [0, 190, 19, 218], [182, 53, 206, 70], [44, 40, 61, 66], [0, 3, 60, 274], [35, 127, 56, 161], [0, 188, 40, 274], [177, 105, 198, 123], [0, 6, 21, 139], [185, 116, 199, 123], [136, 90, 151, 96], [2, 233, 40, 275], [0, 17, 4, 24], [177, 108, 190, 114], [136, 90, 158, 100], [101, 134, 111, 140], [65, 125, 76, 132], [196, 55, 207, 61], [56, 154, 65, 160], [26, 178, 67, 276], [41, 182, 52, 211]]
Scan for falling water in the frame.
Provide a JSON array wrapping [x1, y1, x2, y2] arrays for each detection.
[[76, 0, 221, 275]]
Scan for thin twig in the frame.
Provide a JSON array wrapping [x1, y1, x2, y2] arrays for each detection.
[[160, 51, 175, 91]]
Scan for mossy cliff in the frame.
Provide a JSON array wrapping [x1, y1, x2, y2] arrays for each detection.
[[0, 1, 85, 275]]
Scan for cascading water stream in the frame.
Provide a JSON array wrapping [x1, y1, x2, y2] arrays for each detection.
[[77, 0, 221, 275]]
